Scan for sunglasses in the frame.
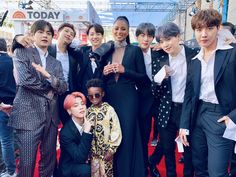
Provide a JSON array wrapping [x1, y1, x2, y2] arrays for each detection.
[[87, 93, 102, 100]]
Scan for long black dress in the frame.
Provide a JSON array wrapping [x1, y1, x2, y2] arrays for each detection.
[[103, 44, 148, 177]]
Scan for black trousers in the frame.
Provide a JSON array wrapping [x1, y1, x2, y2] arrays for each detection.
[[191, 101, 234, 177], [158, 102, 194, 177]]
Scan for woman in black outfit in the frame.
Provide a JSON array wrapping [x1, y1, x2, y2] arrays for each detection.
[[102, 16, 148, 177]]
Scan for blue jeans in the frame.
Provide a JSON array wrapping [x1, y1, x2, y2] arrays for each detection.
[[0, 111, 16, 174]]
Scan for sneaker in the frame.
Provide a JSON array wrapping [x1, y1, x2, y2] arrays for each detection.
[[1, 171, 17, 177], [150, 139, 158, 146]]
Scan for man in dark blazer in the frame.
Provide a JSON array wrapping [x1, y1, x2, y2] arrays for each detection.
[[179, 9, 236, 177], [135, 22, 161, 177], [151, 22, 198, 177], [9, 20, 67, 177], [0, 38, 16, 177], [12, 23, 83, 125], [58, 92, 92, 177]]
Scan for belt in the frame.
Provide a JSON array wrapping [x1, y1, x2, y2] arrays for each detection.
[[199, 100, 222, 112], [172, 102, 183, 107]]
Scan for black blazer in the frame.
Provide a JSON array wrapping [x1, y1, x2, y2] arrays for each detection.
[[152, 45, 199, 128], [58, 119, 93, 177], [180, 43, 236, 131], [138, 49, 162, 118], [48, 44, 83, 92], [0, 53, 16, 104], [75, 46, 103, 96]]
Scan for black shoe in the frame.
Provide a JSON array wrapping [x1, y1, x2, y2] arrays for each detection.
[[178, 155, 184, 164], [149, 161, 161, 177]]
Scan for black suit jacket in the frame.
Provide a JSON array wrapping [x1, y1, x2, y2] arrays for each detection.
[[139, 49, 162, 118], [48, 44, 83, 92], [152, 45, 199, 128], [58, 119, 93, 177], [180, 43, 236, 131], [0, 53, 16, 104]]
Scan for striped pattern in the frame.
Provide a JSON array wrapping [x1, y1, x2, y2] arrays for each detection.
[[9, 47, 67, 177]]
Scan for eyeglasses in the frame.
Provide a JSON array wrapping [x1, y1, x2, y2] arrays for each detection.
[[87, 93, 102, 100]]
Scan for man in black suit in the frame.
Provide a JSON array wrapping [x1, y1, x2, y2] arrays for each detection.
[[179, 9, 235, 177], [135, 23, 161, 177], [58, 92, 92, 177], [151, 22, 198, 177]]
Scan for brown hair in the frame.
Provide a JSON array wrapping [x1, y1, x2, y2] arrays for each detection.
[[64, 92, 86, 110], [31, 20, 54, 37], [191, 9, 222, 30], [58, 23, 76, 37]]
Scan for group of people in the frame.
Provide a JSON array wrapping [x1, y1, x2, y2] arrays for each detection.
[[0, 8, 236, 177]]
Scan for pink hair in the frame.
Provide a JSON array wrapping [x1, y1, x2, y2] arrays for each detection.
[[63, 92, 86, 110]]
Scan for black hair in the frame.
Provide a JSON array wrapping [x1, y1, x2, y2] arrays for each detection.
[[0, 38, 7, 52], [135, 23, 156, 38], [86, 78, 105, 91], [87, 23, 104, 36], [156, 22, 180, 42], [114, 16, 130, 44], [30, 20, 54, 37]]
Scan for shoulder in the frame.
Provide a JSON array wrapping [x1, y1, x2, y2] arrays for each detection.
[[184, 45, 200, 55], [14, 47, 35, 60], [60, 120, 73, 136], [104, 102, 116, 112]]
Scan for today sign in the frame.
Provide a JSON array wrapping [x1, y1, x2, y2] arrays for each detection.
[[11, 10, 64, 22]]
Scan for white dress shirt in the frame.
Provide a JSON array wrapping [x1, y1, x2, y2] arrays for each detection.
[[193, 37, 233, 104], [56, 45, 69, 82], [168, 46, 187, 103], [72, 117, 83, 135], [143, 48, 152, 81], [35, 45, 48, 69]]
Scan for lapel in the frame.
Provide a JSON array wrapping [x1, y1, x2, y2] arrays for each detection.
[[68, 120, 82, 141], [192, 59, 201, 97], [32, 48, 43, 80], [45, 54, 54, 74], [159, 52, 169, 68], [32, 48, 43, 66], [214, 50, 229, 85]]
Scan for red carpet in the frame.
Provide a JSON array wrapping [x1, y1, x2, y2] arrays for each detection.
[[147, 143, 184, 177], [31, 124, 184, 177]]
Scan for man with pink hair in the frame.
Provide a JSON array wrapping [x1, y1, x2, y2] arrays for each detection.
[[58, 92, 93, 177]]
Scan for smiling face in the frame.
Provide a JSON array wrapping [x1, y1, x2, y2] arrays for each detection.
[[136, 31, 154, 52], [112, 19, 129, 43], [88, 27, 103, 48], [159, 35, 181, 56], [87, 87, 104, 107], [68, 97, 86, 119], [33, 25, 53, 51], [58, 26, 75, 45]]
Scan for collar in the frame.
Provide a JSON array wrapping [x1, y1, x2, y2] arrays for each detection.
[[114, 40, 127, 48], [168, 45, 185, 61], [192, 36, 233, 60], [143, 47, 151, 57], [35, 44, 48, 58], [71, 117, 83, 134], [56, 44, 68, 54]]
